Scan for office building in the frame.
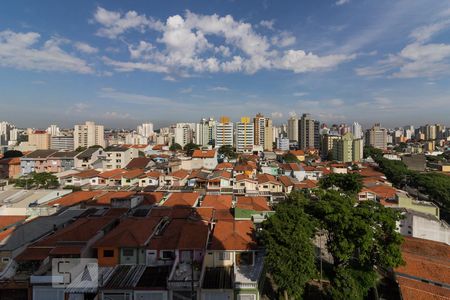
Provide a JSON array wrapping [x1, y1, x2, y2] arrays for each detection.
[[215, 116, 234, 148], [74, 121, 106, 149], [236, 117, 254, 153], [299, 113, 320, 150], [365, 123, 388, 150]]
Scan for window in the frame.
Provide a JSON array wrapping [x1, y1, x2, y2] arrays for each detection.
[[219, 252, 230, 260], [162, 251, 173, 260], [103, 249, 114, 257], [123, 248, 134, 256]]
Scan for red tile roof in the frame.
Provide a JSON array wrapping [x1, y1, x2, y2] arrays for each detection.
[[121, 169, 145, 179], [137, 192, 165, 206], [215, 162, 234, 170], [94, 191, 136, 205], [257, 173, 280, 185], [192, 149, 216, 158], [289, 150, 305, 156], [236, 196, 270, 211], [210, 220, 256, 251], [0, 215, 26, 229], [126, 157, 152, 169], [162, 192, 200, 207], [201, 195, 233, 210], [279, 175, 295, 187], [72, 169, 100, 179], [397, 277, 450, 300], [235, 174, 256, 182], [367, 185, 398, 200], [294, 179, 318, 189], [47, 191, 104, 207], [98, 169, 127, 179], [141, 170, 162, 179], [168, 169, 189, 179]]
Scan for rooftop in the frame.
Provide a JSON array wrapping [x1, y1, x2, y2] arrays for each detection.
[[210, 220, 256, 251]]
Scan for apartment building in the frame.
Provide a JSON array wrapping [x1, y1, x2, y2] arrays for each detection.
[[215, 116, 234, 148], [254, 113, 273, 151], [50, 135, 74, 151], [74, 121, 105, 149], [195, 118, 216, 147], [365, 123, 388, 150], [28, 130, 51, 150], [236, 117, 254, 153], [299, 113, 320, 150]]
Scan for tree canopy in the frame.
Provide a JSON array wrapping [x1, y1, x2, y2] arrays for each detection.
[[319, 173, 363, 194], [183, 142, 200, 156], [2, 150, 23, 158], [218, 145, 236, 159], [283, 152, 300, 163], [261, 192, 317, 299], [169, 143, 182, 152], [15, 172, 59, 189]]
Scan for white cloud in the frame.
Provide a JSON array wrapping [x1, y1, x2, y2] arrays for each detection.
[[259, 20, 275, 30], [209, 86, 230, 92], [99, 10, 354, 75], [163, 75, 177, 81], [93, 6, 163, 38], [293, 92, 308, 97], [336, 0, 350, 6], [0, 30, 93, 73], [271, 111, 283, 119], [180, 87, 193, 94], [74, 42, 98, 54], [103, 111, 131, 119], [356, 16, 450, 79], [327, 98, 344, 107], [69, 102, 90, 113], [98, 87, 174, 105]]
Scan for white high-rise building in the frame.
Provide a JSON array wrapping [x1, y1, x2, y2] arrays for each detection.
[[195, 118, 216, 147], [74, 121, 105, 149], [46, 124, 61, 136], [365, 123, 388, 150], [173, 123, 193, 147], [137, 123, 154, 138], [236, 117, 255, 153], [0, 121, 14, 145], [351, 122, 363, 139], [287, 116, 298, 142], [254, 113, 273, 151], [215, 117, 234, 148]]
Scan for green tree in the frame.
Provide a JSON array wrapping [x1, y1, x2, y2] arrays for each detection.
[[319, 173, 363, 194], [169, 143, 182, 152], [283, 152, 300, 163], [3, 150, 23, 158], [218, 145, 236, 159], [363, 146, 383, 160], [183, 142, 200, 156], [75, 146, 87, 152], [261, 193, 317, 299], [31, 172, 59, 188]]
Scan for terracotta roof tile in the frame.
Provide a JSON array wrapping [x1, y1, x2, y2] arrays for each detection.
[[210, 220, 256, 251], [236, 196, 270, 211], [47, 191, 104, 207], [162, 192, 200, 207], [201, 195, 233, 210], [192, 149, 216, 158]]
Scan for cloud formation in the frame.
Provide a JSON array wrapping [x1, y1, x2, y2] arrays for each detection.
[[96, 8, 354, 76]]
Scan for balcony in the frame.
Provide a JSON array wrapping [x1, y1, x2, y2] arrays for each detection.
[[167, 256, 202, 290], [234, 251, 264, 289]]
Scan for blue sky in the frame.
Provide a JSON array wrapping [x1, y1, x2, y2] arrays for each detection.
[[0, 0, 449, 129]]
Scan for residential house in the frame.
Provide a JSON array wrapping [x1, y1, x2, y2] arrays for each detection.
[[234, 196, 272, 222], [160, 169, 190, 187], [125, 157, 153, 170], [192, 149, 218, 170], [46, 151, 77, 173], [162, 192, 200, 207], [103, 146, 139, 171], [207, 170, 233, 193], [0, 157, 21, 179], [20, 149, 57, 175], [233, 175, 258, 195], [60, 169, 100, 187], [121, 169, 145, 187], [74, 147, 105, 169], [256, 174, 282, 194], [279, 163, 305, 181], [139, 171, 163, 188]]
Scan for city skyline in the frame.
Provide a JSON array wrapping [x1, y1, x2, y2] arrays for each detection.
[[1, 0, 450, 128]]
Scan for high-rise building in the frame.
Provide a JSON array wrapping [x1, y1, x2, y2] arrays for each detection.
[[173, 123, 193, 147], [215, 116, 234, 148], [51, 135, 74, 151], [287, 116, 298, 142], [321, 134, 340, 160], [46, 124, 60, 136], [351, 122, 363, 139], [28, 131, 51, 150], [333, 132, 354, 163], [425, 124, 437, 140], [74, 121, 105, 149], [299, 113, 320, 150], [253, 113, 273, 151], [236, 117, 254, 153], [352, 138, 364, 162], [137, 123, 154, 138], [0, 121, 14, 145], [365, 123, 388, 150], [195, 118, 216, 147]]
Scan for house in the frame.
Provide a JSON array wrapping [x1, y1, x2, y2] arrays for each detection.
[[121, 169, 145, 187], [160, 169, 190, 187], [46, 191, 105, 207], [396, 209, 449, 244], [125, 157, 153, 170], [139, 171, 163, 188], [46, 151, 77, 173], [192, 149, 218, 170], [279, 175, 296, 194], [215, 162, 234, 172], [233, 174, 258, 194], [233, 164, 257, 178], [234, 196, 272, 221], [0, 157, 21, 179], [60, 169, 100, 187], [394, 237, 450, 300], [279, 163, 305, 181], [92, 169, 128, 186], [74, 147, 105, 169], [207, 170, 232, 192], [203, 220, 264, 300], [20, 149, 57, 175], [257, 174, 282, 194], [366, 185, 398, 206], [289, 150, 305, 161], [201, 195, 233, 210], [94, 217, 162, 267], [161, 192, 200, 207], [103, 146, 139, 171], [357, 188, 377, 202]]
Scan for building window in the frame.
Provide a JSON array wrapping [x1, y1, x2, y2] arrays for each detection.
[[161, 251, 173, 260], [103, 249, 114, 257], [123, 248, 134, 256], [219, 252, 230, 260]]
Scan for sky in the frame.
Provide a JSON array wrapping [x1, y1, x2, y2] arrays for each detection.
[[0, 0, 450, 129]]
